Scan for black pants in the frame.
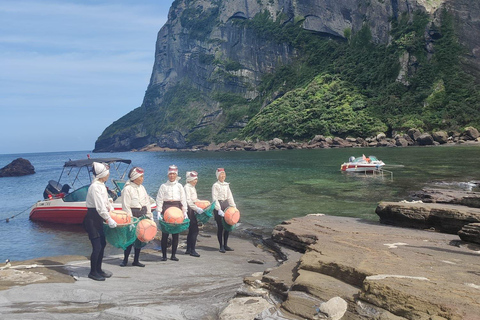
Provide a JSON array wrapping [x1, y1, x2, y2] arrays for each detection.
[[123, 207, 147, 263], [83, 208, 106, 276], [214, 200, 229, 248], [161, 201, 182, 258], [89, 236, 106, 275], [186, 207, 199, 252]]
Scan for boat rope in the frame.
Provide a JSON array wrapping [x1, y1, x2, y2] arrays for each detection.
[[1, 206, 30, 223]]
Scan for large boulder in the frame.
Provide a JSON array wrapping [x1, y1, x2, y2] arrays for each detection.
[[0, 158, 35, 177], [416, 133, 435, 145], [407, 128, 422, 141], [461, 126, 480, 140], [432, 131, 449, 144]]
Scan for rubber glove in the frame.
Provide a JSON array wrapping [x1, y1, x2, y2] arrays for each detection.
[[184, 212, 188, 220], [195, 208, 204, 214], [157, 211, 162, 221], [107, 217, 117, 228], [218, 209, 225, 217]]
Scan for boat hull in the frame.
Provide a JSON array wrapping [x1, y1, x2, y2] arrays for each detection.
[[341, 163, 385, 172], [30, 199, 156, 224]]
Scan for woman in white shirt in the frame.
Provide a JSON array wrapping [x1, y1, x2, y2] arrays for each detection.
[[120, 167, 153, 267], [83, 162, 117, 281], [184, 171, 204, 257], [156, 165, 187, 261], [212, 168, 236, 253]]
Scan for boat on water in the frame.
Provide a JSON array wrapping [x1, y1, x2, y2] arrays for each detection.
[[340, 155, 385, 172], [29, 157, 156, 224]]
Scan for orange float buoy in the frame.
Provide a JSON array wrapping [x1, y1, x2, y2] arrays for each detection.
[[195, 200, 211, 209], [224, 207, 240, 225], [136, 219, 158, 242], [164, 207, 184, 224], [109, 210, 131, 224]]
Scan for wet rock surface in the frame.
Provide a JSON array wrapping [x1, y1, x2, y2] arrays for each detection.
[[0, 232, 278, 319]]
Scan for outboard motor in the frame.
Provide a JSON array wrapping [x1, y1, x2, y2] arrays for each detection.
[[43, 180, 62, 199], [348, 156, 355, 162]]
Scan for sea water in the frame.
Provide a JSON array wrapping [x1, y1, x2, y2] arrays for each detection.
[[1, 146, 479, 261]]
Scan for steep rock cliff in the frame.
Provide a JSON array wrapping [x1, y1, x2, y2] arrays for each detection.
[[94, 0, 480, 152]]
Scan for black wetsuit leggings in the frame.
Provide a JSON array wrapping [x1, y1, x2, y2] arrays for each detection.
[[90, 236, 106, 275], [161, 201, 181, 258], [214, 200, 229, 248], [186, 207, 199, 252], [83, 208, 106, 276], [123, 207, 147, 264]]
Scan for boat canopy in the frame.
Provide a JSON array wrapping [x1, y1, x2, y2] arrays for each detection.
[[64, 158, 132, 168]]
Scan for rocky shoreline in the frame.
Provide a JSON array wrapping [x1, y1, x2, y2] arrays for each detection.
[[135, 127, 480, 153], [3, 208, 480, 319]]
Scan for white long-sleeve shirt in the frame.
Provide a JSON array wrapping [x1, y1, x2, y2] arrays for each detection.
[[212, 181, 236, 211], [86, 179, 114, 221], [156, 179, 187, 215], [121, 181, 153, 219], [184, 183, 201, 211]]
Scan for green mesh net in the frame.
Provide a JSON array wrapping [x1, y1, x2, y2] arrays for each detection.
[[196, 203, 215, 224], [159, 218, 190, 234], [104, 217, 139, 250], [222, 218, 236, 231]]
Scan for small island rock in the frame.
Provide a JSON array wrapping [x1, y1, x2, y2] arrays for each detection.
[[0, 158, 35, 177]]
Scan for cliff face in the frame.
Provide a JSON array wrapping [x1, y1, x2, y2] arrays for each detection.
[[94, 0, 480, 152]]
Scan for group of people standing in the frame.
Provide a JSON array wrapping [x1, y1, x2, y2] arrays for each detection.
[[83, 162, 236, 281]]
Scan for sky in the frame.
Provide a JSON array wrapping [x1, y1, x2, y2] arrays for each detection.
[[0, 0, 173, 154]]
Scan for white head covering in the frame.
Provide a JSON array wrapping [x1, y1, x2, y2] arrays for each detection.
[[186, 171, 198, 182], [216, 168, 225, 180], [92, 162, 109, 179], [129, 167, 144, 181], [168, 165, 178, 175]]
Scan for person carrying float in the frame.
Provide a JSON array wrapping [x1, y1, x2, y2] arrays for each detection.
[[156, 165, 188, 261], [212, 168, 235, 253], [83, 162, 117, 281], [120, 167, 153, 267], [184, 171, 204, 257]]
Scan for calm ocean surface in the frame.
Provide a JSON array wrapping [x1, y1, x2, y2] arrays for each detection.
[[1, 146, 479, 261]]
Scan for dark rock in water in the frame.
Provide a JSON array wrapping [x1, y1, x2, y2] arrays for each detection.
[[0, 158, 35, 177], [458, 223, 480, 244]]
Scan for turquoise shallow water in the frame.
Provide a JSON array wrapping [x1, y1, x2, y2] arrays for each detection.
[[1, 145, 479, 261]]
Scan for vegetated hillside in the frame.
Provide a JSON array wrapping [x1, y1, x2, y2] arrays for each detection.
[[93, 0, 480, 152]]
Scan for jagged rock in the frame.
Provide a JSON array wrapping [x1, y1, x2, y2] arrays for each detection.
[[432, 131, 449, 144], [375, 201, 480, 233], [0, 158, 35, 177], [458, 222, 480, 244], [416, 133, 434, 145]]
